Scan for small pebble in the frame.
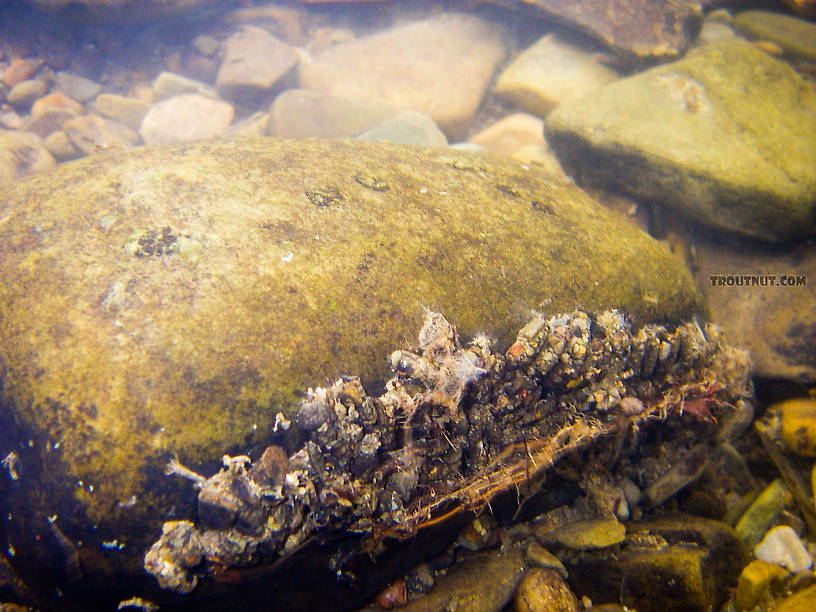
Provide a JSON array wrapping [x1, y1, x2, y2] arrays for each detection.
[[192, 35, 220, 57], [513, 567, 579, 612], [524, 541, 568, 578], [3, 58, 36, 87], [754, 525, 813, 572], [404, 563, 434, 596], [6, 79, 47, 109]]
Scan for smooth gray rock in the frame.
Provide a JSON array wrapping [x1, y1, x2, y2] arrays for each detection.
[[54, 71, 102, 102]]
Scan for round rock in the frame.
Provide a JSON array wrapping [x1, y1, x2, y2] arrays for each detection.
[[0, 137, 703, 606]]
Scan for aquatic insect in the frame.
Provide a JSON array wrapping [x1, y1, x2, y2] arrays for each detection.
[[144, 308, 752, 595], [2, 451, 20, 480]]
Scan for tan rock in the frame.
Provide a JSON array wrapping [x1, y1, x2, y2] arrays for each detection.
[[403, 548, 526, 612], [495, 34, 619, 117], [24, 108, 77, 138], [299, 14, 505, 140], [2, 58, 37, 87], [152, 71, 216, 102], [44, 130, 83, 161], [139, 94, 234, 145], [31, 92, 84, 117], [63, 114, 141, 155], [356, 111, 447, 146], [0, 129, 55, 190], [93, 93, 150, 131], [514, 568, 579, 612], [469, 113, 545, 157], [268, 88, 398, 138], [54, 71, 102, 102], [215, 26, 298, 104], [6, 79, 48, 109], [537, 517, 626, 550]]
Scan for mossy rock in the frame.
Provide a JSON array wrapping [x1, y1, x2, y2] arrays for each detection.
[[0, 138, 702, 605], [569, 516, 745, 612], [546, 40, 816, 242]]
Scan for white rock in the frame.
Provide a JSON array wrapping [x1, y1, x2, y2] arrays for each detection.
[[139, 94, 234, 145], [754, 525, 813, 572]]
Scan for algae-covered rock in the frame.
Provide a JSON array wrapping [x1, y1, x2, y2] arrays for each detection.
[[546, 40, 816, 242], [733, 10, 816, 61], [0, 138, 701, 605], [569, 516, 744, 612], [777, 398, 816, 457]]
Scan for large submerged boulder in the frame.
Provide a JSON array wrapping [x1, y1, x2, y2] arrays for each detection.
[[0, 138, 702, 606], [546, 40, 816, 242]]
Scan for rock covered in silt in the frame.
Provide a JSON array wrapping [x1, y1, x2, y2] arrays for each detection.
[[514, 0, 703, 66], [546, 40, 816, 242], [298, 14, 506, 140], [0, 138, 702, 607], [143, 308, 751, 603]]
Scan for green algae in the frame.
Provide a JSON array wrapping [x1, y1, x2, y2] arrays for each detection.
[[546, 40, 816, 241]]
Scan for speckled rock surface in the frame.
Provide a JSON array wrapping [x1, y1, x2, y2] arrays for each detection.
[[0, 137, 703, 605], [546, 40, 816, 242], [515, 0, 703, 65]]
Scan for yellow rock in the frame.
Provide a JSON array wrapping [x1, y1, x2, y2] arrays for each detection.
[[734, 559, 789, 611], [772, 583, 816, 612], [777, 398, 816, 457], [514, 567, 579, 612]]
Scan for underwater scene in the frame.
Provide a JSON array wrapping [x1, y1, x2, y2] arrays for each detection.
[[0, 0, 815, 610]]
